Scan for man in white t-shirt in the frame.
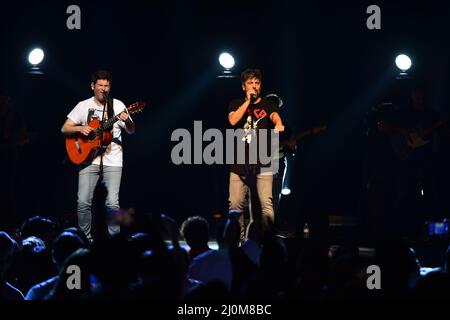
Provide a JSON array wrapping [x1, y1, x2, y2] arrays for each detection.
[[61, 70, 135, 241]]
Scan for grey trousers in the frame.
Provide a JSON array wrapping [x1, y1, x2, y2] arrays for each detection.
[[228, 172, 274, 239], [77, 164, 122, 240]]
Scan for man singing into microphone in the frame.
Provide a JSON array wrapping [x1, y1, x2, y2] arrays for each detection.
[[61, 70, 135, 241], [228, 69, 285, 240]]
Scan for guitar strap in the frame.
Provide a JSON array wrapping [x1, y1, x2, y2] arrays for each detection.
[[106, 96, 114, 120], [99, 97, 114, 174]]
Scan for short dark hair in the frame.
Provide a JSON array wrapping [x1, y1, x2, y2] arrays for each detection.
[[20, 216, 55, 241], [52, 232, 84, 267], [180, 216, 209, 249], [64, 227, 90, 248], [241, 68, 262, 84], [91, 70, 112, 84]]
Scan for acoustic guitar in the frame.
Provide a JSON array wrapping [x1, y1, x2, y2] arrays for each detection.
[[65, 101, 145, 164]]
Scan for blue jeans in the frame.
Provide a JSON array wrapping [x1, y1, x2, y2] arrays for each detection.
[[77, 164, 122, 240]]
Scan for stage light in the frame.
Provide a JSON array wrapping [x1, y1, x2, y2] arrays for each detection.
[[281, 188, 291, 196], [395, 54, 412, 72], [28, 48, 44, 66], [219, 52, 235, 70]]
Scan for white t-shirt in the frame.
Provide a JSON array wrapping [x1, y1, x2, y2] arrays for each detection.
[[67, 97, 128, 167]]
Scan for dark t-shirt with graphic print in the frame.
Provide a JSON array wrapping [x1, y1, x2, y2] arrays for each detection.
[[228, 97, 279, 175]]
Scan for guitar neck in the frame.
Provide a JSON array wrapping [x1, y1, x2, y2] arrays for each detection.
[[294, 130, 313, 142], [384, 116, 450, 137], [280, 129, 313, 147], [422, 116, 450, 136], [382, 123, 409, 136], [97, 102, 144, 132], [101, 111, 125, 131]]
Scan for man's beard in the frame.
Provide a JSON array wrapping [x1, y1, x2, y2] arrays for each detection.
[[97, 94, 107, 104]]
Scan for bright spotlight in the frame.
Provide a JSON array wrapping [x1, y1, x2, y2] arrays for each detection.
[[395, 54, 412, 72], [28, 48, 44, 66], [281, 188, 291, 196], [219, 52, 235, 70]]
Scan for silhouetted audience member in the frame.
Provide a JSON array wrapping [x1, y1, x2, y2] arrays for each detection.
[[289, 244, 330, 300], [129, 249, 183, 299], [187, 217, 258, 298], [180, 216, 211, 260], [20, 216, 56, 246], [63, 227, 91, 248], [375, 238, 421, 298], [128, 232, 154, 276], [247, 235, 289, 299], [128, 231, 184, 299], [46, 248, 96, 300], [126, 212, 190, 299], [25, 231, 85, 300], [326, 244, 368, 299], [90, 235, 137, 299], [0, 231, 23, 300], [12, 236, 56, 293], [187, 218, 234, 290]]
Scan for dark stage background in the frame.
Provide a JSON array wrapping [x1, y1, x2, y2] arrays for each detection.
[[2, 0, 450, 235]]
